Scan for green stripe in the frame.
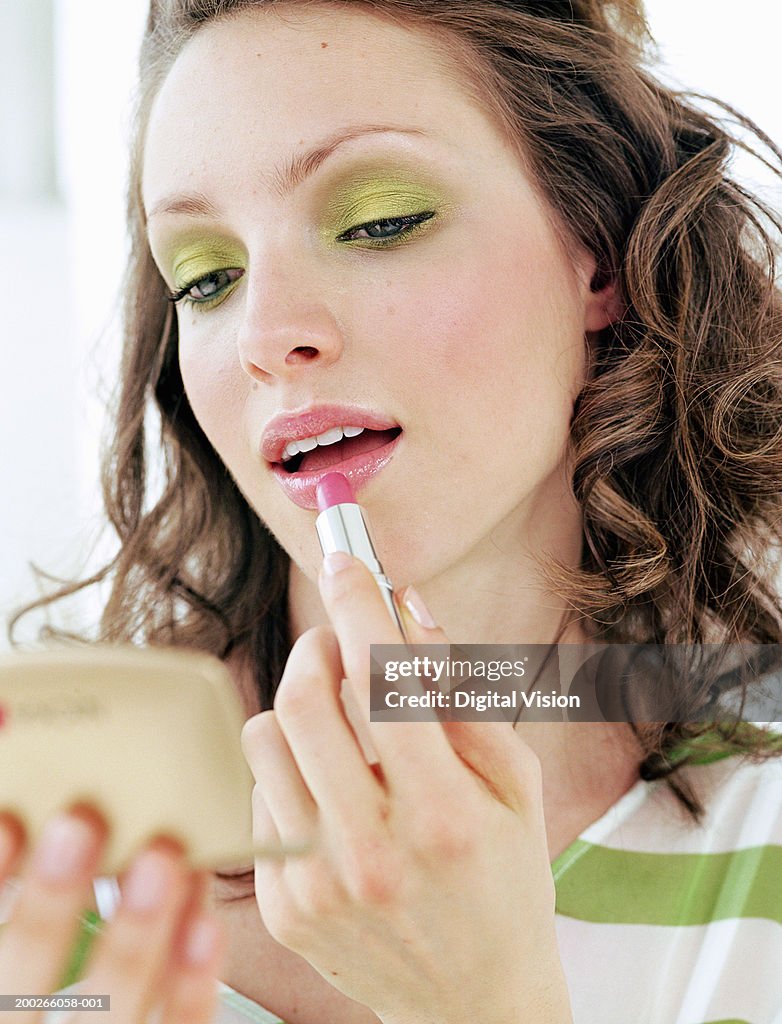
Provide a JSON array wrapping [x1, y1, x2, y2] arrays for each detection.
[[59, 910, 103, 989], [554, 840, 782, 926]]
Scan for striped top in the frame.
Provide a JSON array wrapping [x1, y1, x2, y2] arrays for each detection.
[[48, 751, 782, 1024], [213, 753, 782, 1024], [553, 753, 782, 1024]]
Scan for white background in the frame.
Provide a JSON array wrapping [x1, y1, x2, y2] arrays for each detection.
[[1, 0, 780, 649]]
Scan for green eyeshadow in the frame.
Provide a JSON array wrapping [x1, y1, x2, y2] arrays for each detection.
[[157, 170, 449, 280], [324, 172, 448, 239], [169, 238, 246, 290]]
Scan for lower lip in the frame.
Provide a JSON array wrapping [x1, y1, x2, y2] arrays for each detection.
[[270, 432, 403, 510]]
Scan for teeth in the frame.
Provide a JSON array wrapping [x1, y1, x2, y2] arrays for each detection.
[[317, 427, 343, 446], [281, 425, 366, 463]]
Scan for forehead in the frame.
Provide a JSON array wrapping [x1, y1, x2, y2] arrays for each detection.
[[154, 4, 472, 113], [142, 5, 505, 201]]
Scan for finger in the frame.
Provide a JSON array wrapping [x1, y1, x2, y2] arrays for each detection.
[[154, 869, 208, 982], [318, 554, 460, 787], [157, 913, 226, 1024], [0, 813, 26, 925], [439, 720, 543, 816], [249, 793, 284, 917], [82, 839, 192, 1023], [241, 711, 318, 845], [270, 627, 386, 829], [250, 783, 286, 862], [0, 813, 25, 877], [398, 588, 545, 815], [156, 872, 227, 1024], [0, 807, 106, 1011]]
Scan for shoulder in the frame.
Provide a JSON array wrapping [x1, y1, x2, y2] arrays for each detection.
[[556, 755, 782, 1023], [555, 753, 782, 933], [685, 751, 782, 845], [625, 752, 782, 854]]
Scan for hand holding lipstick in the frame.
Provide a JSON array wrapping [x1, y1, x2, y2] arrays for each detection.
[[240, 498, 574, 1024]]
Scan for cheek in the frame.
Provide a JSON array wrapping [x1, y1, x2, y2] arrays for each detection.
[[376, 235, 587, 412], [178, 323, 247, 457]]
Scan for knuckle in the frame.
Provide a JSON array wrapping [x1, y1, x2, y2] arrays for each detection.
[[241, 709, 278, 755], [322, 564, 361, 604], [274, 631, 339, 720], [409, 811, 475, 864], [427, 827, 475, 863], [347, 859, 399, 907], [339, 834, 400, 907], [306, 624, 338, 649], [286, 626, 336, 674], [273, 675, 315, 719]]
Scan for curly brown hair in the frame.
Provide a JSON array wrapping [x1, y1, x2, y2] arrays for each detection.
[[9, 0, 782, 818]]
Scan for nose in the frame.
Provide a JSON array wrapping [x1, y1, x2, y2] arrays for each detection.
[[236, 263, 344, 383]]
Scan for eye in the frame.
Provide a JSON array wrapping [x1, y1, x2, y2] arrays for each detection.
[[213, 866, 255, 903], [168, 267, 245, 307], [337, 211, 435, 244]]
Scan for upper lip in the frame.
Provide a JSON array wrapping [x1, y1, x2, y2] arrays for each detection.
[[261, 404, 401, 464]]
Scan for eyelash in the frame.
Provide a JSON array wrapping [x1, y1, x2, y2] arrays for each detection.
[[335, 210, 435, 243], [167, 210, 436, 309], [167, 267, 244, 309]]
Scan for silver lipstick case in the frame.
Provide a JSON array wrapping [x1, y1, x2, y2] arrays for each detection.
[[315, 501, 407, 639]]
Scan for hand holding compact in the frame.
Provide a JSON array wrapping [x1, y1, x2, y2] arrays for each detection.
[[241, 552, 574, 1024], [0, 809, 225, 1024]]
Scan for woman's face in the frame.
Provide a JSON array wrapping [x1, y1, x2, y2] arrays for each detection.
[[142, 4, 614, 588]]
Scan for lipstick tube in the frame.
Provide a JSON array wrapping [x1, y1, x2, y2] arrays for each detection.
[[315, 474, 408, 640]]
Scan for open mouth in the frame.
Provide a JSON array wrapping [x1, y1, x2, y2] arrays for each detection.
[[279, 427, 403, 475]]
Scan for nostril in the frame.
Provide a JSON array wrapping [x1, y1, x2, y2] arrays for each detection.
[[286, 346, 319, 362]]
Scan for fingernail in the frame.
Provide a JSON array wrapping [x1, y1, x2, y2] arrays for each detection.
[[322, 550, 354, 576], [123, 848, 176, 914], [32, 814, 96, 883], [185, 915, 220, 966], [403, 586, 438, 629]]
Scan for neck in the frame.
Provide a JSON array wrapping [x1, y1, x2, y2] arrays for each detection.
[[290, 481, 588, 647], [289, 548, 586, 646], [287, 477, 642, 860]]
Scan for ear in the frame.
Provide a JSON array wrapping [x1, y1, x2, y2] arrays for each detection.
[[577, 251, 623, 333], [585, 275, 623, 333]]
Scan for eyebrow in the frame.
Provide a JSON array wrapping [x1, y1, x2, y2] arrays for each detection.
[[145, 123, 430, 221]]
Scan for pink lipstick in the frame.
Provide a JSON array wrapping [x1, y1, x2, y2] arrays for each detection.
[[262, 404, 402, 511], [315, 472, 407, 639]]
